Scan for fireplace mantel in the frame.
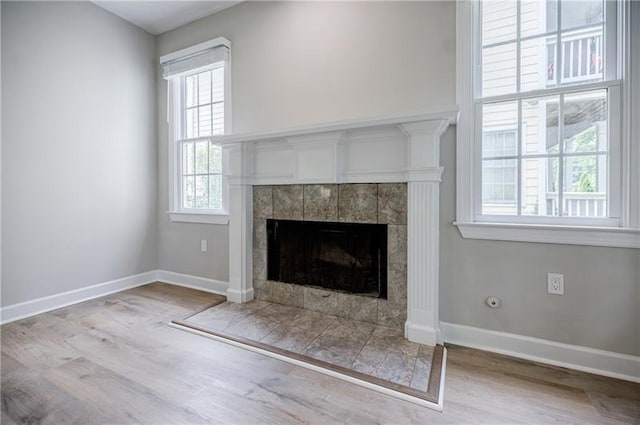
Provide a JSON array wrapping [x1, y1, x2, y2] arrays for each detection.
[[222, 109, 457, 346]]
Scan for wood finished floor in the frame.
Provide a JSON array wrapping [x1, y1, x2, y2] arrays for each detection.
[[2, 282, 638, 424]]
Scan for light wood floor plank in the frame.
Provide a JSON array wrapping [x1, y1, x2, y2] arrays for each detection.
[[1, 283, 638, 425]]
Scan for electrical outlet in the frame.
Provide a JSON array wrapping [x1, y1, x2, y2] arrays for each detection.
[[200, 239, 208, 252], [547, 273, 564, 295]]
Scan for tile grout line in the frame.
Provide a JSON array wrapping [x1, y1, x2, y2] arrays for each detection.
[[299, 314, 338, 355], [349, 327, 378, 370]]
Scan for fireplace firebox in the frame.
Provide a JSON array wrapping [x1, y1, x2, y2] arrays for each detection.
[[266, 219, 387, 298]]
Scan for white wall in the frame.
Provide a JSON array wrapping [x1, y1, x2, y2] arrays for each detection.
[[1, 1, 158, 306], [156, 0, 456, 282]]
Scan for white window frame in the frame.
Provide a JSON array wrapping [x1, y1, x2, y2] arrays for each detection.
[[455, 0, 640, 248], [163, 37, 232, 225]]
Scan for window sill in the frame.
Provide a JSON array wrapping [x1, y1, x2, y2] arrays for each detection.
[[167, 211, 229, 225], [453, 221, 640, 249]]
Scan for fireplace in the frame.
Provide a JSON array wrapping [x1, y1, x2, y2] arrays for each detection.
[[226, 115, 453, 344], [267, 219, 387, 298]]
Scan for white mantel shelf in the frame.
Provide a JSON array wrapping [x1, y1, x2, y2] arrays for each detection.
[[224, 109, 458, 346], [214, 108, 459, 145]]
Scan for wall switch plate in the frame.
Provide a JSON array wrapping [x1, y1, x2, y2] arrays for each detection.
[[200, 239, 207, 252], [547, 273, 564, 295]]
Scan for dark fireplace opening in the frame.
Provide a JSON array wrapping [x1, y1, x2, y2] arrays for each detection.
[[267, 219, 387, 299]]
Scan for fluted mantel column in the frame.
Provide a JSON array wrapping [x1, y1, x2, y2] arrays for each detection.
[[225, 142, 254, 303], [399, 119, 450, 346]]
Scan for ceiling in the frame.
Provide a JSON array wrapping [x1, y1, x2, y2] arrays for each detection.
[[93, 1, 241, 35]]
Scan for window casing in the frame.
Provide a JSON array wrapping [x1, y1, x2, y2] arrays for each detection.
[[162, 38, 231, 224], [455, 0, 640, 247]]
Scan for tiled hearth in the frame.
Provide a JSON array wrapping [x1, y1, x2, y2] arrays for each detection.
[[252, 183, 408, 328], [180, 299, 435, 390]]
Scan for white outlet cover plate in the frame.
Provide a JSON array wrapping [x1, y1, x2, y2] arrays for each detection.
[[547, 273, 564, 295]]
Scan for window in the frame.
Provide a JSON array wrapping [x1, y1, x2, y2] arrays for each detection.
[[161, 38, 231, 224], [456, 1, 640, 247]]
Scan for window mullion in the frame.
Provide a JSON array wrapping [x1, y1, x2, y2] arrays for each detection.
[[516, 0, 521, 94], [556, 0, 562, 87], [474, 103, 484, 216], [196, 74, 200, 138], [558, 93, 565, 217], [478, 80, 619, 105], [179, 79, 186, 209], [206, 139, 211, 209], [475, 0, 483, 99], [517, 99, 522, 215], [605, 0, 618, 80]]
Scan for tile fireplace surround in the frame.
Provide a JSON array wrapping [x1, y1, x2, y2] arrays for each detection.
[[253, 183, 408, 328], [218, 110, 457, 346]]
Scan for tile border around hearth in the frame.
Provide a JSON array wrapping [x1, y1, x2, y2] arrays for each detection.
[[252, 183, 408, 328]]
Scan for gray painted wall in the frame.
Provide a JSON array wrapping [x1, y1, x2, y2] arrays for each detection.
[[1, 1, 158, 306], [156, 0, 455, 282], [439, 128, 640, 356]]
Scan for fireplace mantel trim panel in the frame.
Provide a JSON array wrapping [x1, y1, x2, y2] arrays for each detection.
[[224, 113, 454, 346]]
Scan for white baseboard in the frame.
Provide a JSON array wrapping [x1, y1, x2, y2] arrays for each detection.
[[0, 270, 229, 325], [155, 270, 228, 296], [0, 271, 158, 324], [441, 321, 640, 383]]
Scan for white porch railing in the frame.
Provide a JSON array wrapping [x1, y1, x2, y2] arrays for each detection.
[[546, 192, 606, 217], [547, 26, 603, 85]]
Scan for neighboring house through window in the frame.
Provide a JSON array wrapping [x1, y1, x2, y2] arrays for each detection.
[[456, 0, 640, 247], [161, 37, 231, 224], [482, 128, 518, 213]]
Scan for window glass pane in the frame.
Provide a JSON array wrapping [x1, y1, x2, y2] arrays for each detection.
[[538, 157, 561, 216], [563, 90, 607, 153], [183, 142, 194, 175], [186, 108, 197, 139], [521, 157, 560, 216], [521, 95, 559, 155], [195, 176, 208, 209], [212, 67, 224, 103], [209, 143, 222, 174], [185, 75, 197, 108], [198, 105, 212, 137], [520, 36, 556, 92], [560, 27, 603, 84], [521, 0, 557, 38], [483, 130, 517, 158], [561, 0, 603, 30], [482, 0, 517, 46], [482, 43, 517, 97], [483, 101, 518, 140], [562, 155, 606, 217], [182, 175, 195, 209], [482, 159, 518, 215], [198, 70, 212, 105], [209, 174, 223, 210], [195, 141, 208, 174], [212, 103, 224, 135]]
